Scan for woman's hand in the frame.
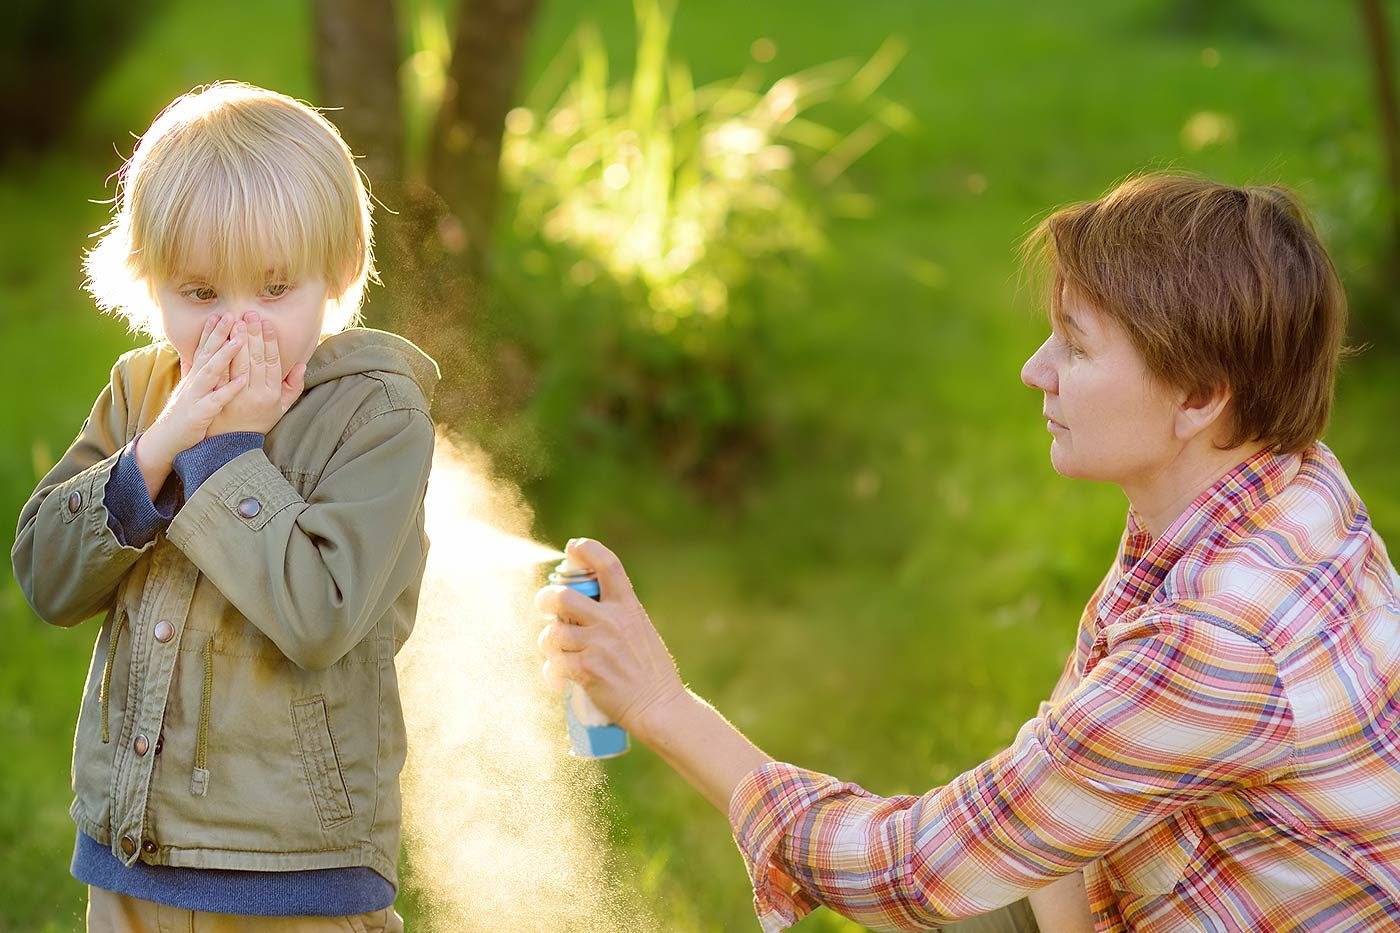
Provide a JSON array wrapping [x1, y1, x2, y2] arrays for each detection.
[[205, 311, 307, 437], [535, 539, 689, 738], [137, 314, 248, 489]]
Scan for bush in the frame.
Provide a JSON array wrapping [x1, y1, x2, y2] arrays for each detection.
[[489, 0, 910, 491]]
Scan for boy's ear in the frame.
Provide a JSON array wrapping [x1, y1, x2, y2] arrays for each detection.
[[1173, 384, 1231, 443]]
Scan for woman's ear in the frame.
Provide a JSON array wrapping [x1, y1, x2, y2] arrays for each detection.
[[1173, 385, 1231, 444]]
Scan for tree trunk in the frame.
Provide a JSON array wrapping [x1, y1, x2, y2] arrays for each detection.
[[311, 0, 405, 186], [312, 0, 539, 426], [428, 0, 541, 280], [1360, 0, 1400, 265]]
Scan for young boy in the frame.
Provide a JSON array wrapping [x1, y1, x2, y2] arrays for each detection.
[[12, 82, 437, 931]]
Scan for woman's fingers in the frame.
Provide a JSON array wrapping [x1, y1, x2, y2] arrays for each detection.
[[541, 658, 576, 693], [565, 538, 636, 602], [538, 619, 588, 654], [535, 585, 608, 626]]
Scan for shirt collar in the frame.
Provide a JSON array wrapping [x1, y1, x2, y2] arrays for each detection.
[[1102, 445, 1302, 620]]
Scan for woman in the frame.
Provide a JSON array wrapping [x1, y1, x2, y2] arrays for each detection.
[[536, 174, 1400, 932]]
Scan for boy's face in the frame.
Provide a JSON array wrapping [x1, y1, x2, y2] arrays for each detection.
[[153, 269, 331, 378]]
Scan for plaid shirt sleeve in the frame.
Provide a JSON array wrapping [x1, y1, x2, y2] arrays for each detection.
[[728, 612, 1296, 932]]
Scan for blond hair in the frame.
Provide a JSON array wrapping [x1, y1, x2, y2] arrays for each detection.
[[1024, 172, 1348, 455], [84, 81, 375, 339]]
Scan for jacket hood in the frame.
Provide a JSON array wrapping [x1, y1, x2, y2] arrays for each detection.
[[302, 328, 440, 401]]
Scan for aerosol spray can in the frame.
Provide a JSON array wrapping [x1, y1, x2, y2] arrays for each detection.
[[549, 558, 630, 759]]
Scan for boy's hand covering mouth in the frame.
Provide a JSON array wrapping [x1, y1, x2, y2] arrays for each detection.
[[140, 313, 249, 468], [206, 311, 307, 437]]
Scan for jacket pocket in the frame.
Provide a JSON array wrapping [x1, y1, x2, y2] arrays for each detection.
[[1100, 810, 1204, 896], [291, 695, 354, 829]]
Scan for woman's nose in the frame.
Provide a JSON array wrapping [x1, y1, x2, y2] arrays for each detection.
[[1021, 340, 1057, 393]]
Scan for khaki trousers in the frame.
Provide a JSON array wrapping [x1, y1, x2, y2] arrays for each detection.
[[86, 887, 404, 933]]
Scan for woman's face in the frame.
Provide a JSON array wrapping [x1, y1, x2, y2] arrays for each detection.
[[1020, 291, 1181, 486]]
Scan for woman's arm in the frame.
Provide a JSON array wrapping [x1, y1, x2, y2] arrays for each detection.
[[1028, 871, 1095, 933], [536, 539, 769, 812], [538, 540, 1296, 933]]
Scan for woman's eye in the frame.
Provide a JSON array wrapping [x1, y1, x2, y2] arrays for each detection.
[[262, 282, 293, 298], [184, 286, 217, 302]]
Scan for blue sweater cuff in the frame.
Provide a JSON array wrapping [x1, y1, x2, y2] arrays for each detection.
[[173, 433, 266, 496], [105, 439, 179, 549]]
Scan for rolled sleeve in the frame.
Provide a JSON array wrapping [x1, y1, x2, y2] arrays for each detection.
[[723, 614, 1295, 933], [730, 762, 844, 931]]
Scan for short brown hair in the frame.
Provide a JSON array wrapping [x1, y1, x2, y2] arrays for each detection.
[[1023, 172, 1347, 454]]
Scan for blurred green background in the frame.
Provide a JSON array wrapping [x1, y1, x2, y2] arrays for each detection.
[[3, 1, 1398, 930]]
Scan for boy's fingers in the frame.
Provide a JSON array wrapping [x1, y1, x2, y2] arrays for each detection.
[[191, 315, 217, 362], [280, 362, 306, 413], [194, 332, 244, 390], [244, 313, 265, 381], [186, 314, 222, 375], [206, 373, 248, 409], [262, 321, 282, 388], [230, 323, 251, 380], [197, 314, 232, 363]]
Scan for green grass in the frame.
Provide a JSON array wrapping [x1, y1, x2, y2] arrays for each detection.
[[3, 1, 1398, 930]]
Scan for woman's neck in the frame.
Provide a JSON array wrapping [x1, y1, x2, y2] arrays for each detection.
[[1122, 440, 1269, 541]]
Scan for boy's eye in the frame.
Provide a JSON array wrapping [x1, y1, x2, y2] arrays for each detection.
[[262, 282, 293, 298], [183, 286, 217, 302]]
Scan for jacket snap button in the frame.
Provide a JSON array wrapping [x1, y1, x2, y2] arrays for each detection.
[[134, 734, 149, 756], [67, 491, 83, 513], [120, 835, 137, 856], [237, 497, 262, 519], [142, 839, 158, 855], [153, 620, 175, 643], [154, 733, 163, 755]]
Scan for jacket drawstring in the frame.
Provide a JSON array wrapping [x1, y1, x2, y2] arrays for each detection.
[[99, 611, 126, 744], [191, 639, 213, 797]]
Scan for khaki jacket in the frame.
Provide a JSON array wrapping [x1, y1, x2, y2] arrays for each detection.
[[12, 329, 438, 887]]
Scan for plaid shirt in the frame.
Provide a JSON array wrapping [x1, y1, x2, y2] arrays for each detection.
[[729, 444, 1400, 932]]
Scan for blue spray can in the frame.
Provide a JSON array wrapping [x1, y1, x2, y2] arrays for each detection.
[[549, 558, 630, 759]]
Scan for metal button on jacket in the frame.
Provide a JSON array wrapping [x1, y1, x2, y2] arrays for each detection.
[[153, 620, 175, 643], [134, 735, 149, 756], [142, 839, 157, 855], [120, 835, 137, 856], [237, 497, 262, 519], [154, 734, 163, 755], [67, 491, 82, 513]]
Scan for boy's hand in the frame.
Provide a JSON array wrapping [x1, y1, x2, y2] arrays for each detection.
[[206, 312, 308, 437], [139, 314, 248, 473]]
